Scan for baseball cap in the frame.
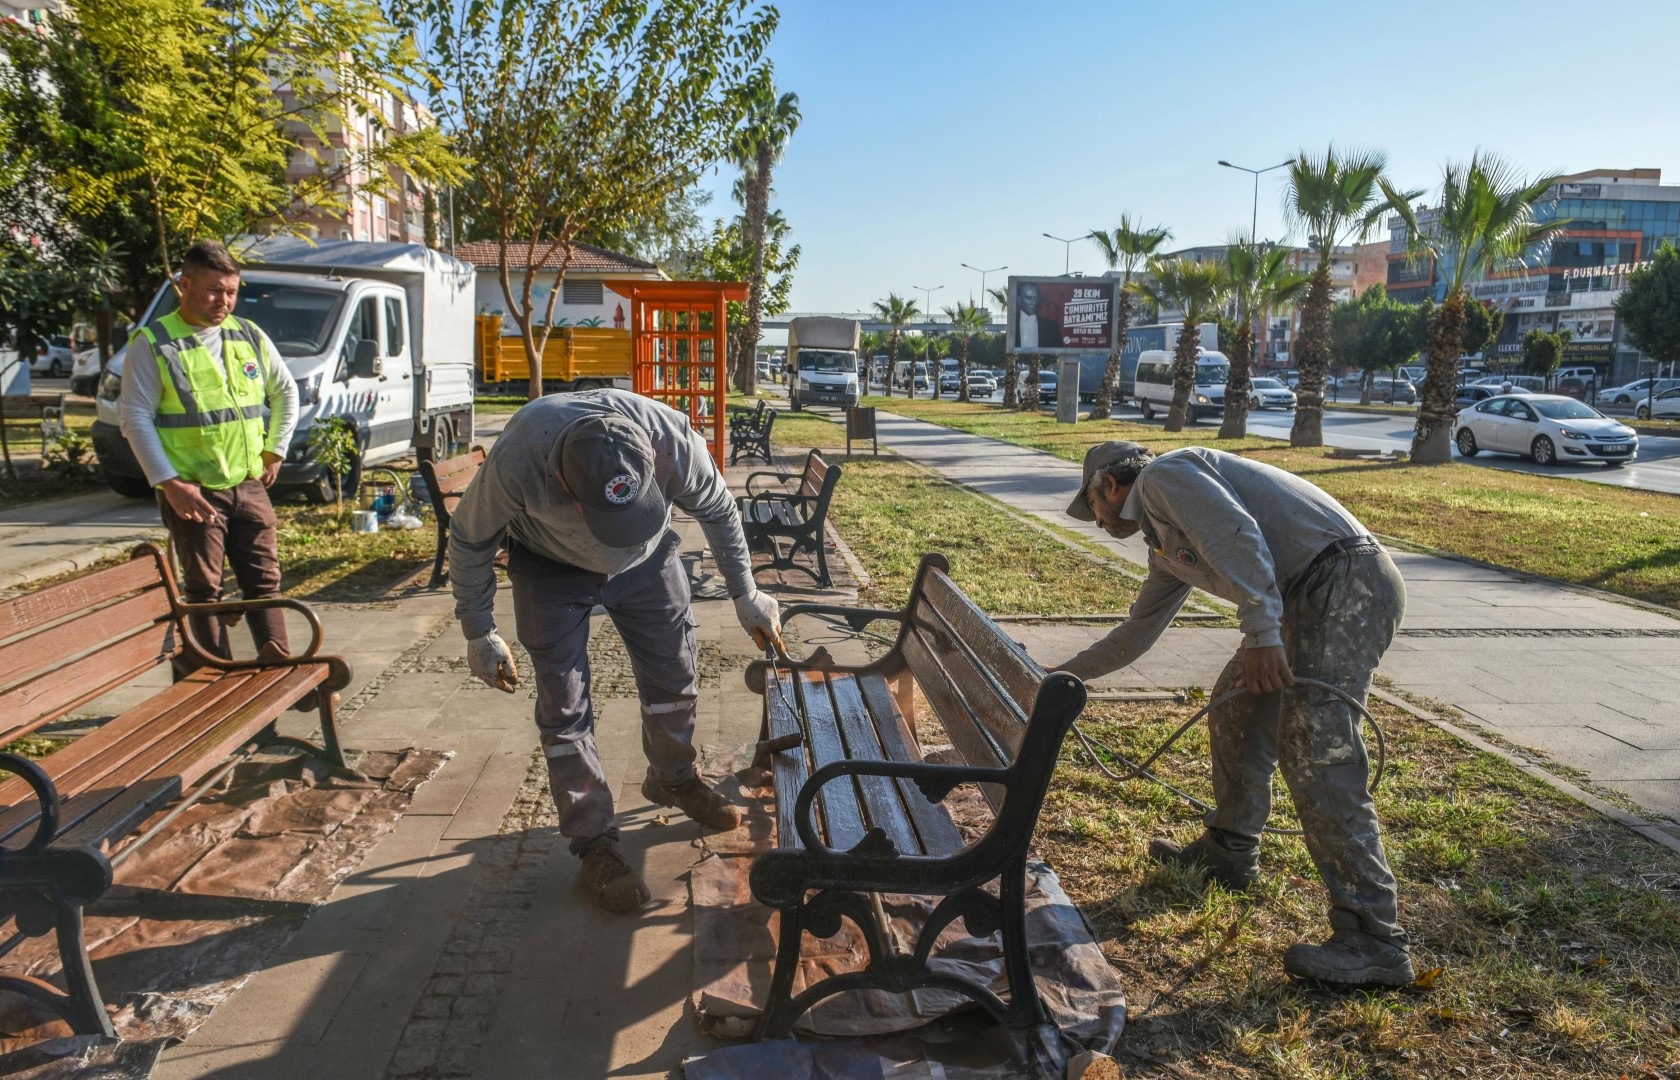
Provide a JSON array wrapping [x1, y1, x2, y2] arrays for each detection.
[[559, 414, 669, 547], [1066, 440, 1152, 521]]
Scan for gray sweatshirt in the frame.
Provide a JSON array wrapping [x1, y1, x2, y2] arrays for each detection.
[[119, 320, 298, 487], [450, 389, 755, 640], [1062, 447, 1366, 680]]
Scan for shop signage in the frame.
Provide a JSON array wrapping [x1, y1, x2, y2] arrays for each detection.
[[1564, 341, 1613, 357], [1544, 293, 1572, 307], [1562, 260, 1652, 281], [1560, 183, 1602, 197]]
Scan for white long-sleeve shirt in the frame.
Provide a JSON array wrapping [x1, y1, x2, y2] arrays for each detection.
[[1062, 447, 1366, 680], [119, 320, 298, 487]]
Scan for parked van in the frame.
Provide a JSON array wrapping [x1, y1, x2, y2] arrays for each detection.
[[91, 240, 476, 502], [1133, 349, 1231, 422]]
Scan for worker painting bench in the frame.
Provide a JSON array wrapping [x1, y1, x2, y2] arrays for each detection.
[[743, 553, 1087, 1039]]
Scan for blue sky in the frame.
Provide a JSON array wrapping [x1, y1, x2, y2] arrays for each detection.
[[695, 0, 1680, 314]]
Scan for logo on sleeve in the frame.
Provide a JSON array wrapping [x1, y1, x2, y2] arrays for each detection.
[[242, 359, 260, 380], [1174, 547, 1199, 566], [604, 474, 639, 505]]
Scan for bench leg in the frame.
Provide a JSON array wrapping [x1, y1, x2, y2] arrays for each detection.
[[998, 854, 1045, 1028], [813, 528, 832, 588], [54, 900, 116, 1037], [756, 901, 807, 1041], [318, 691, 346, 768], [427, 523, 449, 588]]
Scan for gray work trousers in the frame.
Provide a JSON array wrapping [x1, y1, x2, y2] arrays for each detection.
[[1204, 545, 1408, 945], [506, 530, 700, 852]]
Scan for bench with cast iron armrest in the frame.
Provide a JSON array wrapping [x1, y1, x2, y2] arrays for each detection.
[[417, 445, 502, 588], [742, 552, 1086, 1039], [1, 392, 70, 453], [737, 449, 842, 588], [0, 543, 350, 1036], [729, 401, 776, 465]]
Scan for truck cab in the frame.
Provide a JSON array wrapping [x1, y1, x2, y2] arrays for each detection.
[[787, 316, 862, 410]]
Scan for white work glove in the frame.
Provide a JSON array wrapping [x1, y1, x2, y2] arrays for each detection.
[[468, 631, 519, 693], [733, 591, 785, 654]]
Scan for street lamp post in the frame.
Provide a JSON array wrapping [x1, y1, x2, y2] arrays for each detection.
[[1042, 233, 1090, 276], [1219, 158, 1292, 372], [960, 262, 1007, 311], [912, 284, 943, 397]]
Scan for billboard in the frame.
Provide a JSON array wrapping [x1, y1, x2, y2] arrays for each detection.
[[1006, 276, 1118, 354]]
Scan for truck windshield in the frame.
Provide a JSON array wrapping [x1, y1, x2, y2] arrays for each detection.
[[1196, 364, 1230, 386], [801, 350, 856, 373], [148, 281, 345, 358]]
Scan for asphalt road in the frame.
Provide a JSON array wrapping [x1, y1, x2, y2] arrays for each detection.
[[864, 382, 1680, 496]]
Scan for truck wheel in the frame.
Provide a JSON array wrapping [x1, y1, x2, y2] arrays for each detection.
[[104, 472, 154, 499], [423, 417, 453, 463], [1139, 399, 1155, 420], [572, 379, 601, 392], [304, 449, 363, 505]]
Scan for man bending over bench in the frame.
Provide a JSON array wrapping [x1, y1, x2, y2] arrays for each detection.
[[449, 389, 783, 913]]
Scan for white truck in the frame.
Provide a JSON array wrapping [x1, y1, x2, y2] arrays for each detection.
[[91, 239, 477, 502], [786, 316, 862, 410]]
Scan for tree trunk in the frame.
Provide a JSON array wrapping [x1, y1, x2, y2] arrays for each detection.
[[1218, 320, 1254, 440], [1360, 368, 1373, 406], [956, 337, 970, 402], [1412, 291, 1467, 464], [886, 329, 899, 397], [96, 308, 114, 367], [1089, 291, 1132, 421], [1002, 354, 1019, 410], [1289, 262, 1334, 446], [1164, 319, 1197, 432], [738, 158, 771, 394], [1026, 357, 1042, 413]]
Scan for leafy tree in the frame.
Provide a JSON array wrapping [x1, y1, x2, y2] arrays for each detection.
[[1284, 146, 1408, 446], [1461, 299, 1504, 362], [1615, 240, 1680, 379], [1382, 155, 1566, 463], [728, 78, 800, 393], [987, 285, 1021, 407], [1221, 243, 1310, 438], [1521, 328, 1569, 381], [404, 0, 776, 400], [924, 335, 949, 399], [1329, 284, 1424, 405], [871, 293, 919, 398], [1132, 258, 1229, 432], [1086, 216, 1172, 419], [0, 245, 79, 477], [685, 208, 800, 381], [941, 302, 987, 401]]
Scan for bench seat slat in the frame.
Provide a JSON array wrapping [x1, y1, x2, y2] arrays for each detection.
[[765, 668, 810, 851], [56, 665, 327, 850], [826, 675, 923, 857], [920, 569, 1044, 715], [0, 669, 245, 826], [900, 628, 1006, 813], [799, 672, 867, 851], [856, 675, 965, 857], [0, 558, 162, 643]]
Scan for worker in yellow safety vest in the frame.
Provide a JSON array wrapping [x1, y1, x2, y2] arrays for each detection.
[[119, 240, 299, 660]]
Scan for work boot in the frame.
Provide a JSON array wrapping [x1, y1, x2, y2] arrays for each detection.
[[1147, 833, 1259, 890], [641, 769, 742, 831], [1283, 930, 1416, 988], [576, 834, 651, 913]]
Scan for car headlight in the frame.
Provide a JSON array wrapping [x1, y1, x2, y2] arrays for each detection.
[[800, 378, 813, 391], [297, 372, 323, 407], [98, 370, 123, 401], [1558, 428, 1590, 441], [1195, 394, 1210, 404]]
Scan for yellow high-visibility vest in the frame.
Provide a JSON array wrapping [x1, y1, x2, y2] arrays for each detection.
[[139, 310, 269, 489]]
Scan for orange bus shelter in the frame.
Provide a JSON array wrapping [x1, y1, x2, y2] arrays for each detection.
[[600, 279, 749, 469]]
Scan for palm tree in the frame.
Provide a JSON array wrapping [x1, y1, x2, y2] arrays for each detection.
[[1132, 258, 1230, 432], [729, 78, 801, 393], [1383, 154, 1567, 463], [1283, 146, 1407, 447], [871, 293, 920, 398], [924, 335, 949, 399], [1220, 243, 1311, 439], [987, 286, 1021, 407], [942, 302, 988, 401], [1087, 217, 1173, 419]]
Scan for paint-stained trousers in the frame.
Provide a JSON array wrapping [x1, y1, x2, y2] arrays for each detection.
[[157, 478, 289, 658], [1204, 545, 1408, 945], [506, 530, 700, 853]]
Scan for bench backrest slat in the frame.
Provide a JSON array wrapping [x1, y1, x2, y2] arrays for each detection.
[[0, 587, 172, 694], [898, 627, 1007, 812], [0, 620, 181, 742], [800, 456, 827, 499], [915, 570, 1044, 716], [431, 449, 487, 496], [0, 557, 162, 641]]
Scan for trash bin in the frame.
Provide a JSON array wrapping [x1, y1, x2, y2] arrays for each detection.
[[846, 405, 878, 456]]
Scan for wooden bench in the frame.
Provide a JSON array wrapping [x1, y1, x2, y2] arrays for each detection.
[[0, 543, 350, 1036], [744, 552, 1087, 1039], [2, 392, 70, 453], [737, 449, 842, 588], [417, 445, 492, 588], [729, 401, 776, 465]]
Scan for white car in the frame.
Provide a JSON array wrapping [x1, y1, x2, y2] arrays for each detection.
[[1598, 378, 1680, 405], [1636, 386, 1680, 421], [1248, 377, 1296, 410], [31, 335, 74, 378], [1470, 374, 1546, 392], [70, 344, 103, 395], [965, 373, 996, 396], [1454, 394, 1637, 467]]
